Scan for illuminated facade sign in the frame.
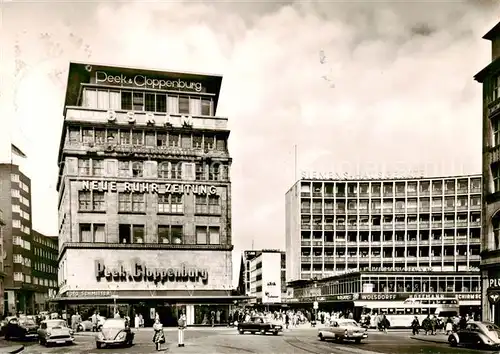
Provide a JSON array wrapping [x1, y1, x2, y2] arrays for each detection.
[[95, 259, 209, 284], [95, 71, 203, 92], [300, 170, 425, 180], [80, 180, 218, 195]]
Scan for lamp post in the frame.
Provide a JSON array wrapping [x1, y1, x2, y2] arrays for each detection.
[[112, 295, 118, 315]]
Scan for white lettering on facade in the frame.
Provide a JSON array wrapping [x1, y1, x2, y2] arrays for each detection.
[[300, 170, 425, 180], [81, 181, 218, 195], [95, 259, 208, 284], [489, 278, 500, 288], [95, 71, 203, 92]]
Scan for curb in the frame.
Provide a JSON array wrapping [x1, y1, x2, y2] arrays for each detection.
[[410, 335, 449, 344], [0, 345, 24, 354]]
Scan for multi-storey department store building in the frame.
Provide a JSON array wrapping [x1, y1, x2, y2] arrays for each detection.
[[285, 174, 482, 315], [55, 62, 240, 326], [475, 21, 500, 325]]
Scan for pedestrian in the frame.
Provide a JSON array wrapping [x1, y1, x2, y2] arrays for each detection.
[[134, 313, 140, 330], [91, 311, 98, 332], [152, 318, 166, 351], [411, 316, 420, 335], [178, 312, 187, 347], [446, 317, 453, 335]]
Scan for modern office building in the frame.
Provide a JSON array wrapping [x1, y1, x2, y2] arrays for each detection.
[[55, 62, 240, 326], [240, 250, 286, 306], [475, 20, 500, 325], [32, 231, 58, 313], [0, 162, 34, 315], [285, 174, 482, 312]]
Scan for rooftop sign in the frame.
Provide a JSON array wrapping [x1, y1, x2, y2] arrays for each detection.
[[301, 170, 425, 181], [95, 71, 203, 92]]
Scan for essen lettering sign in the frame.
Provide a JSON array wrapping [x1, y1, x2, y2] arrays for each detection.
[[80, 180, 218, 195], [95, 259, 209, 284]]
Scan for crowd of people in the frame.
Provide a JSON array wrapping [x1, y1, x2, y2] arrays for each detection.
[[411, 313, 479, 335]]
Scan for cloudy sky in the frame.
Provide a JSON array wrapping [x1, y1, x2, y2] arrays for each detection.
[[0, 0, 498, 281]]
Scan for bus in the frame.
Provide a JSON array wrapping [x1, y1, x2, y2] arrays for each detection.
[[361, 297, 459, 328]]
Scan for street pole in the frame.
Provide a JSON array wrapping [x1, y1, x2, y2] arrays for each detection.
[[493, 304, 496, 325]]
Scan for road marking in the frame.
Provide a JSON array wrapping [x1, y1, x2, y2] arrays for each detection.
[[332, 346, 384, 354]]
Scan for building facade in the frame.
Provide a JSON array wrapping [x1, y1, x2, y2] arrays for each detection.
[[475, 21, 500, 325], [240, 250, 286, 306], [32, 231, 58, 312], [285, 174, 482, 311], [0, 163, 34, 315], [55, 62, 239, 326], [0, 209, 5, 316]]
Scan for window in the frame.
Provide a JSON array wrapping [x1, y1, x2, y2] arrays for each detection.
[[196, 226, 207, 244], [118, 193, 145, 213], [107, 130, 118, 144], [145, 132, 156, 146], [121, 91, 132, 110], [157, 133, 167, 147], [95, 129, 106, 144], [209, 164, 220, 181], [157, 194, 183, 213], [208, 195, 220, 214], [133, 92, 144, 111], [133, 225, 145, 243], [195, 163, 205, 181], [80, 224, 92, 242], [156, 94, 167, 112], [69, 127, 80, 143], [132, 131, 143, 145], [216, 137, 226, 152], [11, 174, 19, 182], [204, 135, 214, 150], [169, 133, 180, 147], [12, 204, 20, 213], [82, 128, 94, 145], [13, 254, 23, 263], [492, 75, 500, 102], [13, 220, 20, 228], [13, 236, 22, 246], [179, 97, 189, 114], [118, 161, 131, 177], [193, 135, 203, 149], [120, 130, 131, 145], [201, 99, 211, 116], [78, 191, 105, 211], [132, 161, 143, 177], [158, 225, 183, 244], [494, 164, 500, 193], [493, 214, 500, 250], [172, 162, 182, 179], [209, 226, 220, 245], [171, 195, 183, 213], [78, 159, 90, 175], [145, 93, 155, 112], [13, 273, 23, 282], [92, 160, 104, 176], [158, 162, 169, 179], [23, 241, 30, 250], [11, 189, 20, 198]]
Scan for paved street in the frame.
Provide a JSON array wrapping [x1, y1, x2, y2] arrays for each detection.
[[2, 327, 498, 354]]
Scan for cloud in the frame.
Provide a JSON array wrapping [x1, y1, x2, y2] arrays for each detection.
[[1, 1, 499, 283]]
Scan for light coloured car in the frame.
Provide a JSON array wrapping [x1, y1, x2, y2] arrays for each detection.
[[37, 319, 74, 346], [449, 321, 500, 349], [78, 316, 106, 332], [96, 318, 134, 349], [318, 319, 368, 343]]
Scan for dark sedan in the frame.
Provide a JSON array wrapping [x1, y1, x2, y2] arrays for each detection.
[[449, 321, 500, 349], [4, 317, 38, 340], [96, 318, 134, 349], [238, 316, 283, 335]]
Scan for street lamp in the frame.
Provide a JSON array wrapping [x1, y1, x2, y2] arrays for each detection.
[[111, 295, 118, 315]]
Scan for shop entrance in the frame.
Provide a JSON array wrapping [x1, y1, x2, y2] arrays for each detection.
[[131, 302, 185, 327]]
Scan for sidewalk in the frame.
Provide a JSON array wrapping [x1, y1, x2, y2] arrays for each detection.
[[410, 333, 449, 344]]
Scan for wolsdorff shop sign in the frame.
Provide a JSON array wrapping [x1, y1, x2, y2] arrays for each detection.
[[95, 259, 209, 284]]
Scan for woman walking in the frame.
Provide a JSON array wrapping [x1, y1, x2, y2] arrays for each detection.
[[152, 318, 166, 351]]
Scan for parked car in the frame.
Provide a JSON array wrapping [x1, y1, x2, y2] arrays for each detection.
[[78, 316, 106, 332], [237, 316, 283, 335], [449, 321, 500, 349], [4, 317, 38, 340], [0, 316, 16, 336], [318, 319, 368, 343], [37, 319, 74, 346], [96, 318, 134, 349]]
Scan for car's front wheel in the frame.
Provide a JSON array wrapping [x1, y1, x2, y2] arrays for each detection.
[[77, 324, 83, 332], [238, 329, 244, 334], [449, 336, 457, 347]]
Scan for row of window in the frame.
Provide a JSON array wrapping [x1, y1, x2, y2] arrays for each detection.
[[69, 128, 227, 152], [301, 179, 481, 195], [33, 236, 57, 250], [12, 220, 30, 234], [13, 254, 31, 267], [302, 247, 481, 257], [78, 191, 221, 214], [34, 248, 57, 260], [82, 88, 213, 116], [301, 197, 482, 211], [13, 272, 56, 287], [79, 223, 222, 245], [11, 190, 30, 207], [13, 236, 30, 250], [33, 262, 57, 274], [12, 205, 30, 221], [10, 175, 30, 193], [301, 215, 481, 225], [77, 159, 228, 181]]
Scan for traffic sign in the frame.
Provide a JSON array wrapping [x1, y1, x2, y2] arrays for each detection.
[[488, 291, 500, 304], [313, 301, 318, 309]]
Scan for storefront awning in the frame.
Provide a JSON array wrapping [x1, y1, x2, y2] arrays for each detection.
[[51, 295, 251, 302]]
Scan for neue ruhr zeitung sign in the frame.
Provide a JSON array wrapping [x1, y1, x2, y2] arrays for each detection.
[[95, 71, 203, 92], [80, 180, 218, 195]]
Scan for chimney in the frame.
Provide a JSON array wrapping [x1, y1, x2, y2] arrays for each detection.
[[483, 22, 500, 61]]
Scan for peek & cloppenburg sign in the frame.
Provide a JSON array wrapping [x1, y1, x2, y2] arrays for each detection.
[[95, 71, 203, 92]]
